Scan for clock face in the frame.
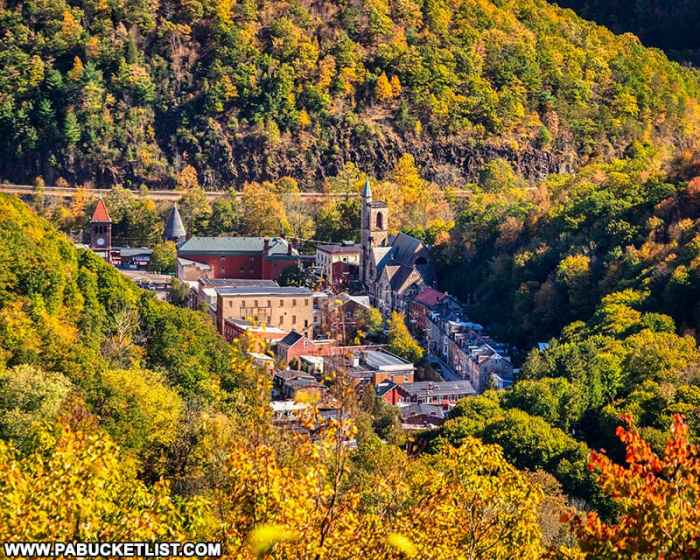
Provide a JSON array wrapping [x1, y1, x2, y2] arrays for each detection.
[[96, 237, 105, 246]]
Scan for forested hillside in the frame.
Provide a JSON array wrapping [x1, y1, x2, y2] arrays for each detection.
[[1, 0, 699, 188], [554, 1, 700, 66], [437, 151, 700, 346]]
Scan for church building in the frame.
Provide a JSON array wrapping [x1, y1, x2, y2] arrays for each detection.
[[360, 179, 435, 315]]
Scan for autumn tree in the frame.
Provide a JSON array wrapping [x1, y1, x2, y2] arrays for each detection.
[[566, 415, 700, 559], [388, 311, 425, 363], [239, 182, 290, 236], [149, 241, 177, 274]]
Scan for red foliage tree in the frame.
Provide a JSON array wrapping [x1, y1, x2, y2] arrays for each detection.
[[568, 414, 700, 559]]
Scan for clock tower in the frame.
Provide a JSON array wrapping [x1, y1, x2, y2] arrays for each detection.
[[90, 198, 112, 259]]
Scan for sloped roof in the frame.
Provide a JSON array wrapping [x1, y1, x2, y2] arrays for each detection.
[[178, 236, 292, 256], [278, 330, 304, 347], [399, 403, 445, 421], [91, 199, 111, 223], [164, 204, 186, 240], [414, 287, 447, 308]]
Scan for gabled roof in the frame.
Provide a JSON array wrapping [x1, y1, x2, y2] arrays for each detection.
[[164, 204, 186, 240], [91, 199, 111, 223], [178, 236, 292, 256]]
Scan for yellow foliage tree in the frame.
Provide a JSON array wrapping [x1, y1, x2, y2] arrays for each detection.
[[375, 72, 395, 103], [239, 182, 290, 236]]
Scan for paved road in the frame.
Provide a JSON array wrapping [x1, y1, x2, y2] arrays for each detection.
[[427, 352, 463, 382]]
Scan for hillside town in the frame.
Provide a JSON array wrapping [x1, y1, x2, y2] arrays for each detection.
[[84, 180, 515, 432]]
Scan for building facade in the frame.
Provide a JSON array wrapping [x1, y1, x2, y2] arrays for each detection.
[[216, 286, 315, 338], [177, 236, 308, 282], [315, 243, 361, 291]]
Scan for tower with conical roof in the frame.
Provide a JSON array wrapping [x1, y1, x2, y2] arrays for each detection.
[[360, 177, 388, 287], [164, 204, 187, 245], [90, 198, 112, 258]]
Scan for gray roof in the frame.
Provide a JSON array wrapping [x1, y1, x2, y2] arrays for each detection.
[[363, 350, 412, 369], [398, 380, 476, 398], [216, 286, 313, 297], [165, 205, 187, 241], [200, 278, 279, 288], [399, 403, 446, 420], [118, 247, 153, 258], [178, 236, 292, 256]]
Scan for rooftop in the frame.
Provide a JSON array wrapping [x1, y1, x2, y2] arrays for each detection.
[[414, 287, 447, 308], [118, 247, 153, 258], [278, 330, 304, 347], [398, 380, 476, 398], [199, 278, 279, 288], [363, 350, 414, 371], [216, 286, 313, 297], [164, 204, 186, 240], [91, 199, 111, 223], [178, 236, 292, 256], [317, 243, 361, 254]]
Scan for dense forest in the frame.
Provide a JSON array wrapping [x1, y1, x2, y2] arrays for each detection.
[[555, 1, 700, 65], [1, 0, 699, 188]]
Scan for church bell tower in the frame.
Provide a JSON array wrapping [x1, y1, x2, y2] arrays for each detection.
[[360, 178, 389, 287]]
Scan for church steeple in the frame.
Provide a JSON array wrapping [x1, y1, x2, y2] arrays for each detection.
[[362, 177, 372, 200]]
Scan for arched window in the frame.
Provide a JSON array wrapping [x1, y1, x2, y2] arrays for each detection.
[[376, 212, 383, 230]]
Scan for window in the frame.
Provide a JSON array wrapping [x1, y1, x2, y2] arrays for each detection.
[[304, 319, 308, 327], [228, 301, 233, 308], [279, 316, 284, 325], [292, 299, 296, 307], [240, 300, 245, 307], [292, 315, 296, 324], [305, 299, 309, 306], [280, 299, 284, 307], [376, 212, 383, 230], [267, 300, 271, 307], [254, 300, 258, 308]]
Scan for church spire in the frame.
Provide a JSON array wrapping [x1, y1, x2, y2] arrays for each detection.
[[362, 177, 372, 199]]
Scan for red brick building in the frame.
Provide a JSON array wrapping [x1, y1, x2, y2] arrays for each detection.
[[177, 236, 311, 282]]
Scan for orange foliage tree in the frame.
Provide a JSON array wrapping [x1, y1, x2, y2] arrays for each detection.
[[566, 414, 700, 559]]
